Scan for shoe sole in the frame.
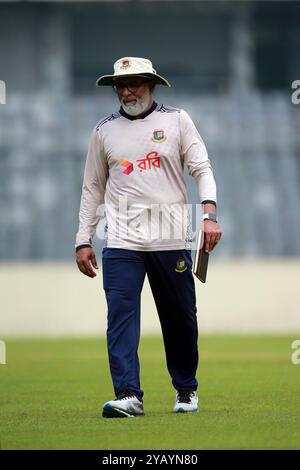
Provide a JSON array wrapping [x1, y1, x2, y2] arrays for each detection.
[[174, 408, 199, 413], [102, 404, 144, 418]]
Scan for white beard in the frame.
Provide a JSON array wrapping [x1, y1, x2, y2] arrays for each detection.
[[121, 90, 152, 116]]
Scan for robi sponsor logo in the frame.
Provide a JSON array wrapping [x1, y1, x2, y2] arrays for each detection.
[[118, 151, 161, 175], [119, 159, 134, 175]]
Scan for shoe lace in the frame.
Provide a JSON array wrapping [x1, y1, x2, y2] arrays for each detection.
[[115, 391, 135, 401], [177, 390, 194, 403]]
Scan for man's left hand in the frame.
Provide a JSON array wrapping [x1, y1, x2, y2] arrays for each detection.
[[204, 220, 222, 253]]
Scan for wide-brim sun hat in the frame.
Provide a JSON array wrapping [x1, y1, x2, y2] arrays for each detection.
[[96, 57, 171, 87]]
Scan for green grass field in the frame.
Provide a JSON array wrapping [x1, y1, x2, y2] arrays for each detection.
[[0, 335, 300, 450]]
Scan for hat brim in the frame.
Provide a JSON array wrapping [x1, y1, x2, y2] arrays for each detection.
[[96, 72, 171, 87]]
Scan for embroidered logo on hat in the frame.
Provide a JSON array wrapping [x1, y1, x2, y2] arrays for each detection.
[[120, 59, 131, 69]]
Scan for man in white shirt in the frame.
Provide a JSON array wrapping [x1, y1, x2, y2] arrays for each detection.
[[76, 57, 222, 418]]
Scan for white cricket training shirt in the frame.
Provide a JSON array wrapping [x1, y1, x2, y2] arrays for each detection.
[[76, 102, 217, 251]]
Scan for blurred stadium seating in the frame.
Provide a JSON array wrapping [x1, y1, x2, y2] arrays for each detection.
[[1, 1, 299, 260]]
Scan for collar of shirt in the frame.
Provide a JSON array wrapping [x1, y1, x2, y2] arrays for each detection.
[[119, 101, 158, 121]]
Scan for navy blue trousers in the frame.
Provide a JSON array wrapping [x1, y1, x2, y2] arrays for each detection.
[[102, 248, 198, 400]]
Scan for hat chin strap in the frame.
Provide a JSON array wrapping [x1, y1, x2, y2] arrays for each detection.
[[120, 90, 152, 116]]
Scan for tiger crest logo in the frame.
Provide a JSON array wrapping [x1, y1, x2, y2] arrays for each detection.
[[152, 129, 166, 143], [120, 60, 131, 69], [175, 259, 187, 273]]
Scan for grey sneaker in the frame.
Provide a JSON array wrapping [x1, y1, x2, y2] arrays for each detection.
[[102, 392, 144, 418], [173, 390, 198, 413]]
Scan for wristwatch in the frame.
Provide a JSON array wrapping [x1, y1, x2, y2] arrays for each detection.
[[203, 213, 218, 223]]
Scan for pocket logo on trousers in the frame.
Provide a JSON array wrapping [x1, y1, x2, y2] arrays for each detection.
[[175, 258, 187, 272]]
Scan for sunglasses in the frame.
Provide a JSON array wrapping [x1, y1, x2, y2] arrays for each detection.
[[113, 79, 151, 93]]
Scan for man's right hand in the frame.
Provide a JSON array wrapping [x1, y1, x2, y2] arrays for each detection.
[[76, 247, 98, 278]]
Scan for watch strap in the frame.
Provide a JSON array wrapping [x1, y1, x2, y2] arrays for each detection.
[[203, 213, 218, 222]]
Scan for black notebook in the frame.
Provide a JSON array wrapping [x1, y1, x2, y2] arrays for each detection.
[[193, 231, 209, 283]]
